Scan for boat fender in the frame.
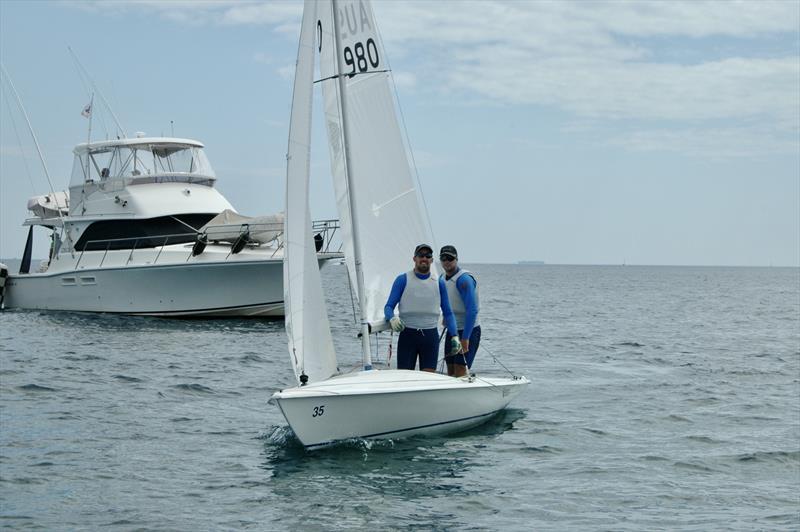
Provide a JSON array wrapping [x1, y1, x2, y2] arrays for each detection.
[[231, 231, 250, 254], [0, 262, 7, 309], [192, 234, 208, 256]]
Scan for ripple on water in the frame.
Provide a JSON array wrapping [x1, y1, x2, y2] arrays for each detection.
[[734, 450, 799, 465], [17, 384, 57, 393], [521, 445, 562, 454], [113, 375, 143, 383], [170, 383, 215, 395], [672, 460, 721, 473], [685, 435, 726, 444], [240, 353, 265, 363], [1, 264, 798, 530]]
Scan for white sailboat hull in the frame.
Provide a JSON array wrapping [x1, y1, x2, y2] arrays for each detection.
[[270, 369, 529, 449]]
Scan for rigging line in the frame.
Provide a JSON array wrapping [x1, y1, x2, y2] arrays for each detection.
[[0, 64, 68, 236], [169, 215, 202, 233], [1, 86, 37, 194], [371, 15, 437, 249], [67, 47, 110, 140], [477, 342, 516, 378], [344, 258, 358, 324], [67, 46, 126, 138]]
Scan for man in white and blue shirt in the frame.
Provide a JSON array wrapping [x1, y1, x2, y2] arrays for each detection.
[[384, 243, 460, 372], [439, 244, 481, 377]]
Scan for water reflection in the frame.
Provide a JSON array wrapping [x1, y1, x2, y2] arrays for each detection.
[[261, 408, 527, 485], [257, 409, 527, 529], [23, 309, 282, 335]]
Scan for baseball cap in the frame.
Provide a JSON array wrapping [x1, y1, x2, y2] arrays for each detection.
[[439, 245, 458, 260], [414, 243, 433, 255]]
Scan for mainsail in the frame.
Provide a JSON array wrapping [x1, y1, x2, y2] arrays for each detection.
[[283, 0, 338, 384], [317, 0, 435, 327]]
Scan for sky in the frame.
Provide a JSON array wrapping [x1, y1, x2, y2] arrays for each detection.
[[1, 0, 798, 266]]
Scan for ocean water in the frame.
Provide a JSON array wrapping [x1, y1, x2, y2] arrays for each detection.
[[1, 264, 798, 530]]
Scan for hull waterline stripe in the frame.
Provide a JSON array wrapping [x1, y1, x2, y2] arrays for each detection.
[[127, 300, 283, 315], [301, 408, 504, 449], [7, 259, 284, 279]]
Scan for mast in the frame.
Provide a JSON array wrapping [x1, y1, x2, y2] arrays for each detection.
[[331, 0, 372, 371], [85, 93, 94, 183]]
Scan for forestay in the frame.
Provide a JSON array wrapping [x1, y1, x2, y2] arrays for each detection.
[[317, 0, 435, 327], [283, 0, 338, 385]]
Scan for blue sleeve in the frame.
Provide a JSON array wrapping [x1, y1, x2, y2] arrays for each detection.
[[457, 274, 479, 339], [384, 273, 406, 321], [438, 277, 458, 336]]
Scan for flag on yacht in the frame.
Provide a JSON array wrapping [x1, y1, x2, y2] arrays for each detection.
[[81, 103, 91, 118]]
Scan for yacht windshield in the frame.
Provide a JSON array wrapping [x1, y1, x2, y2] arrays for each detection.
[[70, 143, 216, 186]]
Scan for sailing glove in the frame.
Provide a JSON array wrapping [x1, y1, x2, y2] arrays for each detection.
[[450, 336, 462, 355], [389, 316, 405, 333]]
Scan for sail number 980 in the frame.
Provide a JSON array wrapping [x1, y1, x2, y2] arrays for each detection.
[[312, 405, 325, 417], [344, 39, 379, 77]]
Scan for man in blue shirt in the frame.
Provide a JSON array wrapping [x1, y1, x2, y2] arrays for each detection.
[[439, 245, 481, 377], [384, 243, 460, 372]]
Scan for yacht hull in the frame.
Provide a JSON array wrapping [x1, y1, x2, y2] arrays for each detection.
[[4, 259, 286, 317], [270, 369, 529, 449]]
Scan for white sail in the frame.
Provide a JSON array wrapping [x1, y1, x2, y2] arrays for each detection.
[[270, 0, 530, 450], [318, 0, 435, 327], [283, 0, 338, 384]]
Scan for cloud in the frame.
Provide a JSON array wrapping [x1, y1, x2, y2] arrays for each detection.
[[390, 71, 416, 90], [277, 63, 295, 81], [371, 0, 800, 156], [66, 0, 800, 156], [67, 0, 300, 27], [605, 124, 800, 158]]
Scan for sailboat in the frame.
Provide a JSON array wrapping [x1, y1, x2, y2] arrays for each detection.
[[269, 0, 529, 450]]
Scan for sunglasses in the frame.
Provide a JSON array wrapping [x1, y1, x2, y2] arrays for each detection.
[[415, 253, 433, 259], [440, 255, 456, 262]]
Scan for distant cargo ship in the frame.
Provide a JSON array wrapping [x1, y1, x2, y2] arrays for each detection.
[[518, 260, 545, 265]]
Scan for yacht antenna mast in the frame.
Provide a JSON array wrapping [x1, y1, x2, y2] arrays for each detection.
[[84, 93, 94, 182], [67, 46, 127, 139]]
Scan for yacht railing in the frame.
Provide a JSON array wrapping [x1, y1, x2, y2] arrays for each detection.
[[73, 219, 341, 269]]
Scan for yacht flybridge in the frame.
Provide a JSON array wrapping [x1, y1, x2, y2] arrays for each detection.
[[2, 136, 341, 317]]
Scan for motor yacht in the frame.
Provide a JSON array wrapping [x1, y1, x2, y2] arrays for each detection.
[[2, 136, 341, 317]]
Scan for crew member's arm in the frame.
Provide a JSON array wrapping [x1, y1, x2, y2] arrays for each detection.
[[438, 277, 458, 337], [457, 274, 479, 346], [384, 273, 406, 322]]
